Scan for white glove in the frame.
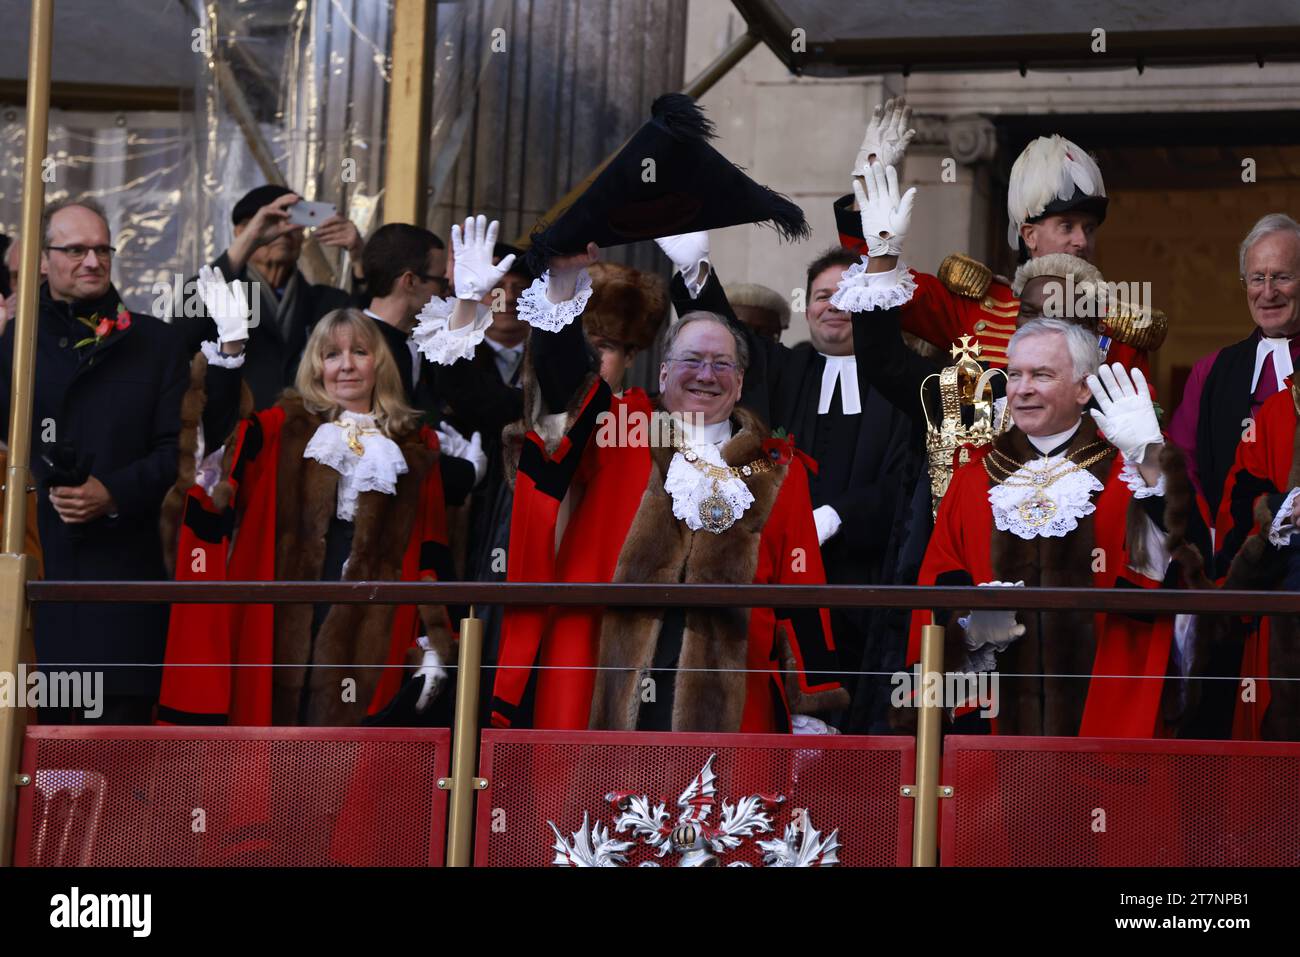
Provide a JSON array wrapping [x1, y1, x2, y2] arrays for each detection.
[[812, 504, 842, 545], [654, 232, 710, 294], [852, 96, 915, 178], [1086, 363, 1162, 464], [436, 423, 487, 485], [960, 581, 1026, 652], [196, 264, 252, 343], [852, 162, 915, 258], [414, 635, 448, 713], [450, 215, 515, 301], [791, 714, 840, 735]]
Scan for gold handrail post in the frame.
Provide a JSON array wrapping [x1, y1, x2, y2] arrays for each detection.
[[442, 607, 484, 867], [0, 0, 54, 867], [911, 624, 945, 866]]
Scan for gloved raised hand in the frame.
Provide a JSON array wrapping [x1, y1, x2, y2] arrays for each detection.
[[853, 96, 915, 179], [853, 162, 915, 258], [960, 580, 1026, 652], [435, 422, 487, 485], [1087, 363, 1162, 464], [654, 231, 710, 277], [196, 264, 251, 343], [414, 635, 448, 713], [450, 215, 515, 301]]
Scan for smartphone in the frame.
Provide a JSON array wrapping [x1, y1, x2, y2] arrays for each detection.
[[287, 200, 337, 227]]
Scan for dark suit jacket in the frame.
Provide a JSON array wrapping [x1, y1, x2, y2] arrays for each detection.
[[0, 283, 188, 696]]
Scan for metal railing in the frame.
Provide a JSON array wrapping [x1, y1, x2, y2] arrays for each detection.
[[8, 578, 1296, 866]]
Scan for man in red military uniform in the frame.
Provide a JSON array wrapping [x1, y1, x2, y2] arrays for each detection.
[[833, 98, 1165, 372]]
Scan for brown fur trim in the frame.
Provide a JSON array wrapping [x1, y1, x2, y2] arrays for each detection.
[[988, 419, 1114, 735], [589, 406, 785, 732], [159, 352, 254, 576], [262, 400, 446, 725]]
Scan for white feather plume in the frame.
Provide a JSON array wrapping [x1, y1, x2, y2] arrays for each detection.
[[1006, 135, 1106, 249]]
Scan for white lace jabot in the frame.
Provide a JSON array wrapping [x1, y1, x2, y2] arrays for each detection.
[[988, 452, 1104, 541], [303, 410, 409, 521], [663, 415, 754, 533]]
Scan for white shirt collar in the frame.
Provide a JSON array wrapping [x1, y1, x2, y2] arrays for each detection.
[[485, 336, 525, 383], [1026, 419, 1082, 456], [679, 416, 733, 447], [1251, 334, 1295, 394], [818, 353, 861, 415]]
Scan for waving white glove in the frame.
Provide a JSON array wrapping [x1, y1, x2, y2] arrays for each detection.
[[853, 96, 915, 178], [654, 231, 710, 294], [436, 423, 487, 485], [1087, 363, 1162, 464], [413, 635, 448, 713], [451, 215, 515, 301], [196, 264, 252, 342], [960, 581, 1026, 652], [852, 162, 915, 258]]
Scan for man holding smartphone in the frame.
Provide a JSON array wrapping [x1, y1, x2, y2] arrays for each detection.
[[179, 184, 365, 408]]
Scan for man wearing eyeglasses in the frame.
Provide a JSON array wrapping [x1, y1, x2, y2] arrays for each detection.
[[1164, 213, 1300, 740], [0, 198, 189, 724], [1169, 214, 1300, 519]]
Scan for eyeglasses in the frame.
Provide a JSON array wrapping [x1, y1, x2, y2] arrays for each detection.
[[1242, 272, 1297, 290], [415, 273, 449, 294], [46, 244, 116, 262], [666, 356, 738, 377]]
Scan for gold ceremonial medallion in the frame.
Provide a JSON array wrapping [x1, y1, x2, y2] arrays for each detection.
[[699, 483, 735, 533], [1017, 491, 1058, 528]]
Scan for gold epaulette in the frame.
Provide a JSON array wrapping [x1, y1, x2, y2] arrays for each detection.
[[1104, 307, 1168, 352], [937, 253, 992, 300]]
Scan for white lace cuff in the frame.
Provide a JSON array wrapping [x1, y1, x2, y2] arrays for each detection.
[[201, 340, 246, 369], [829, 259, 918, 313], [1119, 458, 1166, 498], [411, 296, 491, 366], [517, 269, 594, 332], [1269, 488, 1300, 547]]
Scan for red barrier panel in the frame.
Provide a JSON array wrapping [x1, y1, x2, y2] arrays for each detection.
[[940, 735, 1300, 866], [14, 726, 450, 867], [474, 729, 913, 867]]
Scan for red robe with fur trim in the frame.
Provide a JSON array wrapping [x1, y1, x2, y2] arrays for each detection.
[[1214, 380, 1300, 739], [490, 381, 847, 733], [158, 397, 455, 726], [909, 419, 1175, 737]]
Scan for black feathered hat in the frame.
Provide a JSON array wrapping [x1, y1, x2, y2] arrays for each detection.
[[526, 94, 809, 274]]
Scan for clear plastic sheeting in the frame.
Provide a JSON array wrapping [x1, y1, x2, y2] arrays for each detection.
[[190, 0, 395, 286], [0, 107, 196, 313]]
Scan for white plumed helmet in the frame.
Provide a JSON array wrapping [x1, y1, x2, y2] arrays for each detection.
[[1006, 135, 1108, 251]]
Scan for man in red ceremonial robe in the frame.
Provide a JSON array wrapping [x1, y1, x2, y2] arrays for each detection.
[[833, 98, 1164, 374], [420, 240, 848, 733], [1213, 378, 1300, 739], [907, 317, 1206, 736]]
